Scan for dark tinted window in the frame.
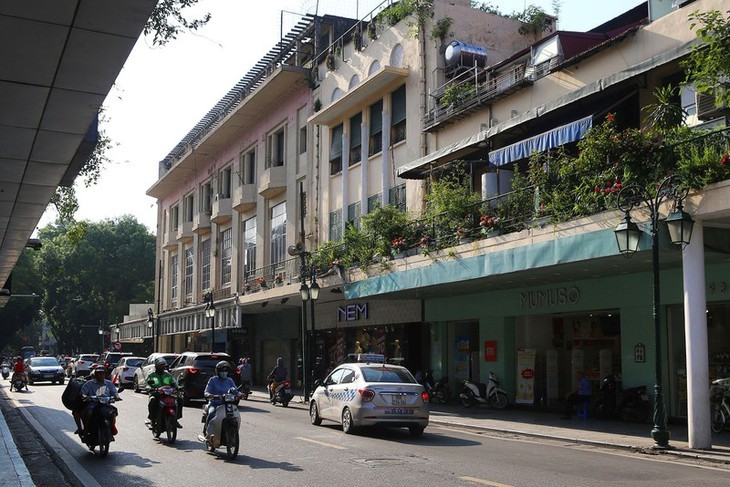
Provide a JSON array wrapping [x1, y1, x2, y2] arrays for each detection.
[[31, 357, 59, 367], [340, 368, 356, 383], [361, 367, 415, 383], [125, 359, 143, 367], [193, 357, 230, 369], [162, 355, 177, 366]]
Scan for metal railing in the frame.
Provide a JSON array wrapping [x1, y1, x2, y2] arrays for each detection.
[[239, 256, 299, 293]]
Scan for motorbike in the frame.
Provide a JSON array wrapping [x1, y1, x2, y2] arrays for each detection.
[[1, 363, 10, 380], [239, 382, 251, 401], [148, 385, 179, 443], [422, 370, 449, 404], [269, 379, 293, 407], [10, 372, 27, 392], [198, 387, 242, 459], [460, 372, 508, 409], [81, 394, 119, 457], [592, 374, 649, 422]]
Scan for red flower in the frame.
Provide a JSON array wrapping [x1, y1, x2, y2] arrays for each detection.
[[606, 112, 615, 122], [721, 154, 730, 166]]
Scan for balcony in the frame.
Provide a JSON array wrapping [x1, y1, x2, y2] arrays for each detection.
[[211, 195, 232, 224], [193, 210, 211, 235], [162, 230, 178, 250], [176, 220, 193, 243], [233, 183, 257, 213], [258, 165, 286, 198]]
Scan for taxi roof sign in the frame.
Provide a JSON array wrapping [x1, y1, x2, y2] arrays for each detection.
[[346, 353, 385, 364]]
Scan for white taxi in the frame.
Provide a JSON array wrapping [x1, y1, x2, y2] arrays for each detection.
[[309, 354, 429, 436]]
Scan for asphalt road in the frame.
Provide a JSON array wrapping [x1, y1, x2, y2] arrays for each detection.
[[10, 383, 730, 487]]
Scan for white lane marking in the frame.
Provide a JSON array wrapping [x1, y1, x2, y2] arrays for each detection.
[[295, 436, 347, 450], [459, 476, 513, 487]]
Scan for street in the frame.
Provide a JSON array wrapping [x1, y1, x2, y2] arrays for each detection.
[[3, 384, 729, 487]]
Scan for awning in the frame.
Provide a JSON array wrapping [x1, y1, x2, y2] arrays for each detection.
[[397, 130, 488, 179], [488, 115, 593, 167]]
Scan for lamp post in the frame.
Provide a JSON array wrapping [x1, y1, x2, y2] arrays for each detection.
[[614, 175, 694, 449], [97, 326, 104, 353], [147, 308, 157, 353], [204, 292, 216, 352]]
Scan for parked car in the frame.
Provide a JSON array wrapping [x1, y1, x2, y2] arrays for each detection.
[[97, 351, 132, 373], [110, 356, 144, 389], [25, 356, 65, 385], [133, 353, 180, 393], [70, 354, 99, 378], [170, 352, 237, 405], [309, 354, 429, 437]]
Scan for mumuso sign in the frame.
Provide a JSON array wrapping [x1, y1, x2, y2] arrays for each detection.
[[337, 303, 368, 322], [520, 287, 580, 309]]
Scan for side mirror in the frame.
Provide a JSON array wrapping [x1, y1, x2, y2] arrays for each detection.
[[313, 379, 322, 390]]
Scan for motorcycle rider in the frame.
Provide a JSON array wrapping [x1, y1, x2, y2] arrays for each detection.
[[267, 356, 288, 400], [145, 358, 183, 429], [12, 356, 26, 384], [237, 358, 252, 390], [202, 361, 237, 436], [80, 365, 122, 436]]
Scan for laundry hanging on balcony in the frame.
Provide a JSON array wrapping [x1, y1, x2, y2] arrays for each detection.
[[488, 115, 593, 167]]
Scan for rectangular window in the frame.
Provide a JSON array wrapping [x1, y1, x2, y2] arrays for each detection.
[[268, 127, 286, 167], [219, 166, 232, 199], [171, 205, 179, 231], [244, 148, 256, 185], [391, 85, 406, 144], [329, 209, 342, 242], [349, 112, 362, 166], [330, 123, 343, 175], [221, 228, 232, 286], [369, 100, 383, 156], [243, 217, 257, 280], [184, 194, 194, 223], [184, 247, 194, 298], [389, 183, 406, 212], [299, 126, 307, 154], [270, 202, 286, 266], [347, 202, 361, 230], [200, 239, 211, 291], [171, 254, 179, 304], [367, 193, 381, 212], [201, 182, 213, 215]]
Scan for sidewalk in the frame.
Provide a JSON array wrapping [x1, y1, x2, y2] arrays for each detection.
[[253, 386, 730, 465], [0, 389, 34, 487]]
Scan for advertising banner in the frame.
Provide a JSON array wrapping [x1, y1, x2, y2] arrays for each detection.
[[455, 337, 470, 380], [516, 348, 536, 404]]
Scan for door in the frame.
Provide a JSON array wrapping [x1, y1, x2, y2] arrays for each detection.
[[329, 367, 356, 422], [320, 368, 344, 420]]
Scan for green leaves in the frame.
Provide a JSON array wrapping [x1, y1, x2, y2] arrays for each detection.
[[683, 9, 730, 107], [144, 0, 212, 47]]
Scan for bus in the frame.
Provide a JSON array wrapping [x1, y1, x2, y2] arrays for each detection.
[[19, 346, 35, 360]]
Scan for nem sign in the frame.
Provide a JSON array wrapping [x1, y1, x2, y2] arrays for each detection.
[[337, 303, 368, 322]]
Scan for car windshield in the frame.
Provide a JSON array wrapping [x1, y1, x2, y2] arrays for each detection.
[[361, 367, 416, 383], [31, 357, 59, 367], [162, 355, 177, 365], [125, 359, 143, 367]]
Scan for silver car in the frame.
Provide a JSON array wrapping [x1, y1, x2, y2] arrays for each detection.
[[133, 353, 179, 393], [110, 356, 144, 388], [71, 354, 99, 378], [309, 355, 429, 436]]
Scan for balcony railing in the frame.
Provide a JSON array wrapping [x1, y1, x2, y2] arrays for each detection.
[[233, 183, 257, 212], [258, 166, 287, 198], [193, 210, 211, 235], [177, 220, 193, 242], [211, 194, 232, 224], [239, 257, 299, 294]]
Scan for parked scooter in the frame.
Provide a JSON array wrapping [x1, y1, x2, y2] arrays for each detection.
[[460, 372, 508, 409], [239, 382, 250, 401], [148, 385, 179, 443], [422, 370, 449, 404], [80, 394, 119, 457], [198, 387, 242, 459], [1, 362, 10, 380], [10, 372, 27, 392], [269, 379, 293, 407], [592, 374, 650, 422]]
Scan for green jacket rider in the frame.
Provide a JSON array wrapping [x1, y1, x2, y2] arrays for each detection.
[[145, 358, 182, 426]]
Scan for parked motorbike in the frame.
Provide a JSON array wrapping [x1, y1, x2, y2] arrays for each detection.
[[269, 380, 293, 407], [10, 372, 27, 392], [1, 362, 10, 380], [460, 372, 508, 409], [148, 385, 179, 443], [592, 374, 650, 422], [239, 382, 251, 401], [198, 387, 242, 459], [81, 394, 119, 457], [422, 370, 449, 404]]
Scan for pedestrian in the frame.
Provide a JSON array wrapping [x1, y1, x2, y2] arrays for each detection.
[[563, 372, 592, 419]]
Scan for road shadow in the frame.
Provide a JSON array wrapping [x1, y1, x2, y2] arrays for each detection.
[[238, 454, 303, 471], [314, 423, 481, 446]]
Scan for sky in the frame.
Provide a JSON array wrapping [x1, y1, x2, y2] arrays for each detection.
[[35, 0, 646, 234]]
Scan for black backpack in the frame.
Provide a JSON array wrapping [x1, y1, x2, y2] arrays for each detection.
[[61, 378, 84, 410]]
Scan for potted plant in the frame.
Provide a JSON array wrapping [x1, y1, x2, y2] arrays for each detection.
[[479, 215, 500, 237], [256, 276, 267, 289], [391, 237, 407, 258], [456, 226, 472, 244], [243, 282, 252, 294], [419, 234, 434, 255], [274, 274, 284, 287], [326, 53, 336, 71]]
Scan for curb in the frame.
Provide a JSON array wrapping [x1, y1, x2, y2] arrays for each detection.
[[0, 387, 100, 487], [0, 393, 34, 487]]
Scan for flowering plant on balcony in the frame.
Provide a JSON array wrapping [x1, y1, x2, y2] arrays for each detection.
[[274, 274, 283, 284], [456, 226, 471, 240], [419, 235, 433, 249], [391, 237, 406, 254], [593, 180, 622, 195], [329, 258, 342, 268], [256, 276, 267, 287]]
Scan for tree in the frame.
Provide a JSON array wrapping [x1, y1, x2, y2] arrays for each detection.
[[0, 249, 42, 353], [36, 216, 155, 352], [684, 9, 730, 106], [145, 0, 212, 46]]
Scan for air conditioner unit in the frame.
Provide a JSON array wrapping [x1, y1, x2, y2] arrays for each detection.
[[697, 84, 730, 121]]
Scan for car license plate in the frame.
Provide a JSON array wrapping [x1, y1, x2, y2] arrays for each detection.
[[391, 395, 406, 406], [43, 374, 54, 379], [385, 408, 413, 415]]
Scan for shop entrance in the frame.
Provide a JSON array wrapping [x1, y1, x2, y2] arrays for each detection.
[[514, 311, 621, 407]]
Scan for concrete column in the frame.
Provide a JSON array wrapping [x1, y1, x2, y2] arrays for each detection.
[[683, 220, 711, 449], [341, 126, 350, 236], [381, 102, 391, 204], [361, 116, 369, 214]]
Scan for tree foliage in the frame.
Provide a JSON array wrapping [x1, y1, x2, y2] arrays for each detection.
[[36, 216, 155, 353], [684, 9, 730, 106], [145, 0, 212, 46], [0, 250, 42, 354]]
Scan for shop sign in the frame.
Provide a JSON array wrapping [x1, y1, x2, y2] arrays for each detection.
[[484, 341, 497, 362], [634, 343, 646, 363], [520, 286, 580, 309], [337, 303, 368, 322]]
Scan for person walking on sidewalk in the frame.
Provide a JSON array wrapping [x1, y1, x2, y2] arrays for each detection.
[[563, 373, 592, 419]]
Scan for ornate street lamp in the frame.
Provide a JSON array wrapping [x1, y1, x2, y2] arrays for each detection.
[[204, 292, 216, 352], [147, 308, 157, 353], [614, 174, 694, 449]]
